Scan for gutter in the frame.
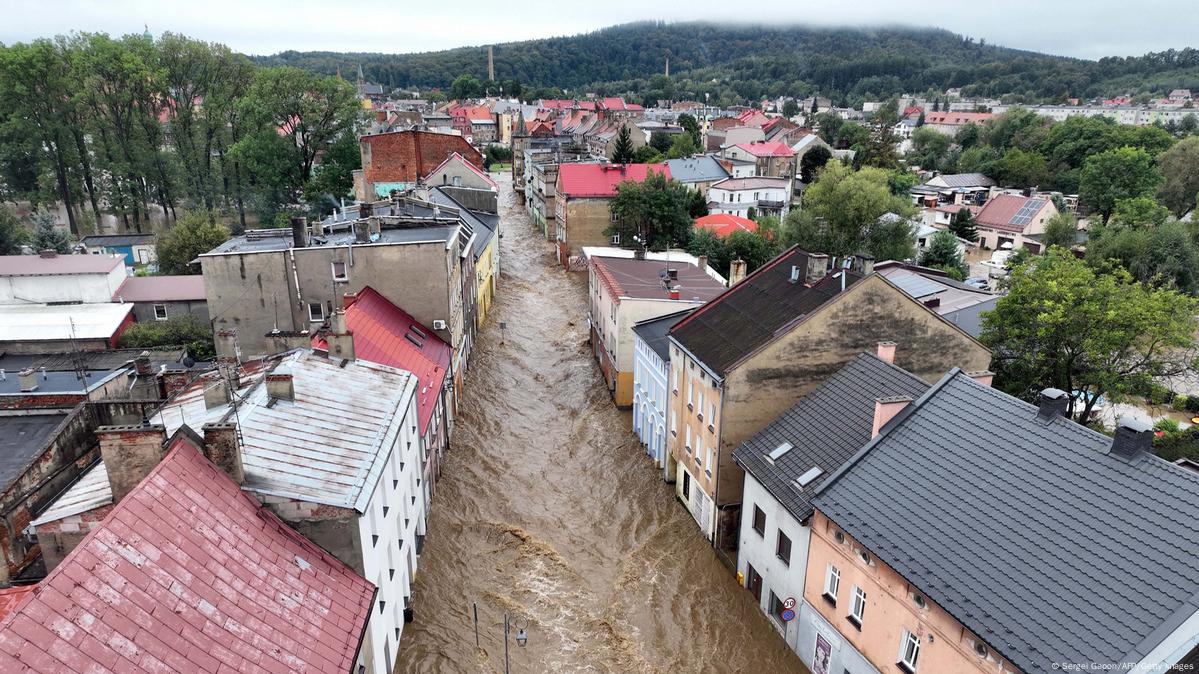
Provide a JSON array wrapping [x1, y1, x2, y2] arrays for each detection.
[[347, 585, 380, 674]]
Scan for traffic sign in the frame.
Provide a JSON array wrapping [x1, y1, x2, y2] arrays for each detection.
[[783, 597, 797, 610], [782, 608, 796, 622]]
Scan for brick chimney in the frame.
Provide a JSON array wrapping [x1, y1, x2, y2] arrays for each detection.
[[876, 341, 897, 364], [99, 424, 167, 503], [266, 365, 295, 402], [375, 109, 387, 124], [343, 292, 360, 309], [134, 351, 152, 376], [872, 396, 912, 438], [325, 309, 355, 361], [202, 423, 244, 484], [852, 253, 875, 275], [730, 259, 747, 286], [38, 249, 57, 259], [215, 329, 240, 364], [160, 370, 192, 397], [696, 255, 708, 272], [967, 370, 994, 387], [805, 253, 829, 285], [290, 215, 309, 249], [203, 380, 230, 409], [18, 368, 37, 392]]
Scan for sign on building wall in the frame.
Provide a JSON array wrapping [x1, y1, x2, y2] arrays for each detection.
[[813, 634, 832, 674]]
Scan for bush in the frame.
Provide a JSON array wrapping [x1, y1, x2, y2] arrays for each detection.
[[1173, 395, 1190, 412], [118, 315, 215, 360], [1153, 426, 1199, 463], [1148, 384, 1173, 406]]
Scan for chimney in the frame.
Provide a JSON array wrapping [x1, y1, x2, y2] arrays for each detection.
[[202, 423, 244, 484], [1110, 417, 1152, 459], [633, 248, 646, 260], [18, 368, 37, 392], [99, 424, 167, 504], [1036, 388, 1070, 421], [872, 396, 912, 438], [160, 370, 191, 397], [215, 329, 240, 365], [38, 249, 57, 259], [967, 370, 994, 387], [343, 292, 360, 309], [134, 351, 152, 376], [326, 309, 356, 361], [876, 341, 897, 364], [853, 253, 875, 275], [290, 215, 309, 248], [266, 365, 295, 402], [805, 253, 829, 284], [730, 259, 748, 286], [375, 109, 387, 124], [203, 381, 230, 409], [353, 218, 372, 244], [697, 254, 708, 271]]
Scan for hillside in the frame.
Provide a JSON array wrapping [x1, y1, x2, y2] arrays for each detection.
[[255, 22, 1199, 105]]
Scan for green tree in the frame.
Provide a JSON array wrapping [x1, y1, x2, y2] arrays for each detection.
[[981, 249, 1198, 423], [31, 210, 70, 253], [798, 145, 832, 183], [666, 132, 698, 159], [782, 99, 800, 118], [991, 148, 1047, 188], [725, 229, 782, 274], [649, 131, 673, 154], [1041, 212, 1079, 249], [784, 163, 915, 259], [1079, 147, 1162, 224], [118, 315, 216, 360], [918, 229, 968, 279], [155, 210, 230, 275], [1111, 197, 1171, 228], [1086, 220, 1199, 293], [910, 127, 951, 171], [610, 125, 635, 164], [677, 113, 701, 146], [0, 205, 27, 254], [686, 229, 729, 273], [948, 208, 979, 243], [1156, 136, 1199, 217], [606, 170, 692, 250], [632, 145, 663, 163], [450, 74, 482, 100], [955, 123, 981, 149]]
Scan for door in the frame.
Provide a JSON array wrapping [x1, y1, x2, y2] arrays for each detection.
[[681, 471, 691, 500], [746, 563, 763, 602]]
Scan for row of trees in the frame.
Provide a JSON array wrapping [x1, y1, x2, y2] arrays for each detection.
[[0, 33, 362, 237]]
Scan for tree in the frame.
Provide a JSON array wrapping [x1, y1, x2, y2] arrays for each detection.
[[1157, 136, 1199, 217], [798, 145, 832, 183], [31, 210, 70, 253], [868, 213, 917, 262], [782, 99, 800, 118], [909, 127, 951, 171], [955, 122, 981, 149], [1079, 146, 1162, 224], [632, 145, 663, 163], [156, 211, 230, 275], [450, 74, 481, 100], [677, 113, 701, 146], [0, 205, 26, 254], [725, 229, 782, 274], [982, 249, 1198, 424], [991, 148, 1047, 188], [1041, 212, 1079, 250], [918, 229, 968, 279], [784, 163, 916, 259], [606, 170, 693, 250], [1086, 220, 1199, 293], [610, 125, 635, 164], [118, 315, 216, 360], [666, 132, 698, 159], [649, 131, 673, 154], [948, 208, 978, 243], [1111, 197, 1171, 228]]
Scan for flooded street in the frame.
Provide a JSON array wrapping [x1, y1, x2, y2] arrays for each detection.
[[396, 174, 808, 674]]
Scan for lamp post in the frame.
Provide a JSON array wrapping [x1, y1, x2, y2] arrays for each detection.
[[502, 612, 529, 674]]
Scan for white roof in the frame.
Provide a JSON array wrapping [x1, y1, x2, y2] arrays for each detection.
[[581, 247, 728, 285], [31, 461, 112, 527], [153, 350, 418, 512], [0, 303, 133, 342]]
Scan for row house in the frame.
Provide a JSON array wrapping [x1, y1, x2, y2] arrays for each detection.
[[114, 274, 209, 324], [426, 151, 499, 192], [721, 140, 797, 179], [922, 111, 996, 136], [554, 163, 670, 268], [664, 247, 991, 551], [588, 253, 725, 407], [800, 376, 1199, 674], [708, 176, 792, 220], [450, 104, 497, 144], [665, 155, 730, 200], [631, 309, 695, 481], [356, 129, 482, 201], [5, 432, 376, 672]]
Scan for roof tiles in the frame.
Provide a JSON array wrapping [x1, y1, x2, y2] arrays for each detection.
[[557, 163, 671, 199]]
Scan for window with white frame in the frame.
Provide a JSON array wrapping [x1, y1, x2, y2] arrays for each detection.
[[672, 366, 679, 393], [849, 586, 866, 625], [687, 379, 694, 407], [695, 437, 703, 466], [697, 390, 704, 418], [153, 304, 168, 321], [685, 425, 692, 453], [308, 301, 325, 322], [898, 630, 920, 672], [823, 564, 840, 603], [706, 444, 715, 472], [332, 261, 348, 282], [610, 233, 621, 245], [709, 402, 716, 427], [670, 410, 677, 436]]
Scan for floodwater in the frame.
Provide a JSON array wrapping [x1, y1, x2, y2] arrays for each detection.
[[395, 174, 808, 674]]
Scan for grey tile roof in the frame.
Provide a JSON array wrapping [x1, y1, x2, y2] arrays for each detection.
[[665, 156, 729, 183], [732, 353, 928, 523], [632, 309, 694, 362], [814, 372, 1199, 674], [928, 172, 997, 188]]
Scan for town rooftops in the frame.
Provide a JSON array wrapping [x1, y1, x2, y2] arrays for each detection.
[[926, 172, 997, 189], [204, 205, 460, 256], [557, 163, 671, 199], [632, 309, 695, 362], [733, 353, 928, 523], [0, 586, 32, 622], [79, 233, 155, 248], [694, 213, 758, 238], [312, 287, 450, 435], [0, 253, 124, 277], [428, 151, 498, 190], [733, 140, 795, 158], [0, 437, 375, 673], [875, 263, 994, 317], [669, 247, 860, 376], [114, 275, 206, 303], [709, 176, 791, 192], [0, 303, 133, 343], [591, 256, 726, 303], [153, 350, 417, 512], [0, 411, 71, 494], [814, 372, 1199, 674], [925, 111, 995, 125], [976, 194, 1050, 233], [665, 155, 729, 184]]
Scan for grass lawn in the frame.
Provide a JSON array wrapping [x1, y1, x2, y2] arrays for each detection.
[[489, 163, 512, 172]]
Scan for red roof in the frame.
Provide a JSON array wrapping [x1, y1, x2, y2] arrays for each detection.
[[0, 586, 32, 623], [0, 437, 375, 674], [427, 152, 498, 190], [601, 97, 627, 111], [734, 141, 795, 158], [695, 214, 759, 238], [736, 110, 771, 127], [114, 275, 206, 302], [976, 194, 1050, 233], [312, 287, 450, 434], [557, 163, 671, 199]]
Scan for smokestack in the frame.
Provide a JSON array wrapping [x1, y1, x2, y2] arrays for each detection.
[[266, 365, 295, 402], [99, 424, 167, 504], [876, 341, 897, 364], [290, 216, 308, 248], [1037, 388, 1070, 421], [487, 45, 495, 83], [202, 422, 244, 485], [730, 259, 747, 286]]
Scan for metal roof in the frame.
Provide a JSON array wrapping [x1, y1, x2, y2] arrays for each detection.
[[113, 275, 206, 302], [30, 460, 112, 526], [153, 350, 417, 512], [632, 309, 694, 362], [815, 372, 1199, 673], [666, 156, 731, 183], [0, 253, 124, 276], [0, 303, 133, 342], [0, 411, 69, 491]]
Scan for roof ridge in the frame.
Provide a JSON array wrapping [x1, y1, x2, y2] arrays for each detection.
[[669, 245, 802, 334]]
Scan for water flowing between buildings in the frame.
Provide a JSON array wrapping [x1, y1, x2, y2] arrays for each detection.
[[396, 174, 808, 674]]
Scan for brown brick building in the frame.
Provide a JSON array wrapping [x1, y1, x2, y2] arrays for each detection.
[[356, 130, 483, 201]]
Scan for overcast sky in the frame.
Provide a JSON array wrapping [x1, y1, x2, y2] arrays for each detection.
[[0, 0, 1195, 60]]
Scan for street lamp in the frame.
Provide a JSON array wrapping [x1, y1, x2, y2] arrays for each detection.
[[473, 602, 530, 674]]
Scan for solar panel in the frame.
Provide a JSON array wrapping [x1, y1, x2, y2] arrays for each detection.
[[1009, 199, 1044, 227]]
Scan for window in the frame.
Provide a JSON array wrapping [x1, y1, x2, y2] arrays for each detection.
[[670, 410, 677, 436], [610, 233, 621, 245], [609, 210, 620, 223], [697, 390, 704, 418], [751, 505, 766, 536], [153, 304, 168, 321], [898, 630, 920, 672], [332, 261, 348, 282], [709, 403, 716, 428], [776, 531, 791, 566], [685, 425, 692, 453], [770, 592, 787, 624], [695, 437, 703, 465], [308, 302, 325, 322], [849, 586, 866, 626], [687, 379, 694, 408], [672, 366, 679, 393], [681, 471, 690, 500], [823, 564, 840, 604]]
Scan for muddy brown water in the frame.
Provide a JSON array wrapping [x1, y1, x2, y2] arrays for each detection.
[[395, 174, 808, 674]]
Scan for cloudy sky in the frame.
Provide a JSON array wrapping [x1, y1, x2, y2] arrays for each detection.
[[0, 0, 1194, 60]]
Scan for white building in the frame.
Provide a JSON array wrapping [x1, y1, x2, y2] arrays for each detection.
[[730, 351, 931, 657], [631, 309, 694, 480], [708, 176, 792, 219], [0, 252, 127, 304]]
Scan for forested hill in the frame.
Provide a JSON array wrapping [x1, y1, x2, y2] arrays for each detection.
[[255, 22, 1199, 105]]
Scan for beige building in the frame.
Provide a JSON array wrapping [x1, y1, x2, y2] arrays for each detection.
[[665, 247, 991, 551], [554, 162, 670, 268]]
